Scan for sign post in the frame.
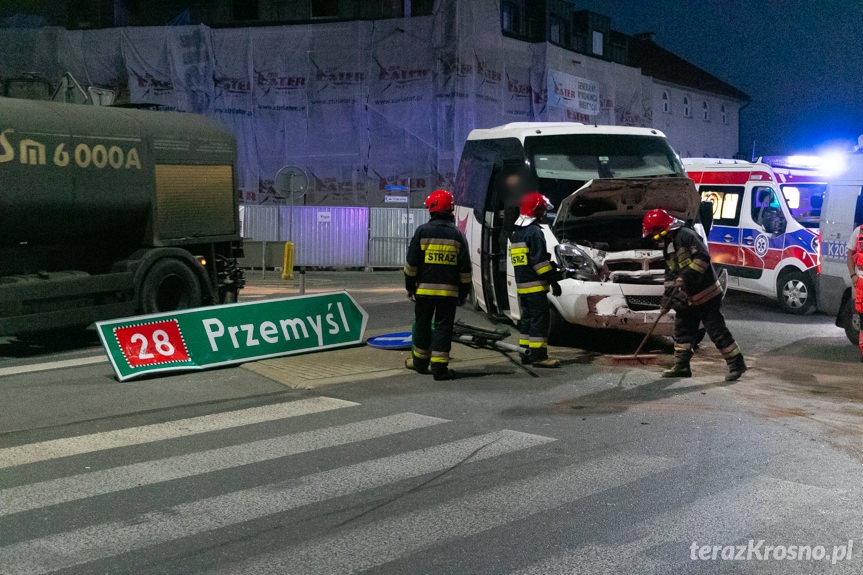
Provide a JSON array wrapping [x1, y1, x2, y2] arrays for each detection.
[[96, 292, 368, 381]]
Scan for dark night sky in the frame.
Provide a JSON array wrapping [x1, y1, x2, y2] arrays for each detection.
[[577, 0, 863, 157]]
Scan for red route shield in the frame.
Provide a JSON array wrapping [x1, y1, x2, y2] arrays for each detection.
[[113, 319, 191, 368]]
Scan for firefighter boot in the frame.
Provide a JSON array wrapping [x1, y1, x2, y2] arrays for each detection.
[[430, 363, 456, 381], [404, 357, 429, 374], [662, 360, 692, 378], [529, 348, 560, 368], [521, 348, 532, 365], [725, 354, 747, 381]]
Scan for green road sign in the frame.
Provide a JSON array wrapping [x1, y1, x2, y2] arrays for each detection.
[[96, 291, 368, 382]]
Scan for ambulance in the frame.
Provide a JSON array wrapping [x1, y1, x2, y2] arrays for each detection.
[[682, 158, 826, 313]]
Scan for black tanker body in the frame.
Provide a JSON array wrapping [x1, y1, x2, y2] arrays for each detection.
[[0, 98, 244, 335]]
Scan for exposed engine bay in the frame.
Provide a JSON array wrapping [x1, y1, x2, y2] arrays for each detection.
[[551, 177, 699, 286]]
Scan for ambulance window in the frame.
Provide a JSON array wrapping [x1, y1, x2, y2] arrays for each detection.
[[700, 186, 743, 226], [751, 187, 785, 230]]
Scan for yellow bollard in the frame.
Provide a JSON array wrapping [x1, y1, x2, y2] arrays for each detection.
[[281, 241, 294, 280]]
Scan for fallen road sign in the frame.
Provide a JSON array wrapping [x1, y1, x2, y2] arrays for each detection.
[[366, 332, 412, 349], [96, 291, 368, 382]]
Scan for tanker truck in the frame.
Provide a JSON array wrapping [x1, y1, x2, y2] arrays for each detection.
[[0, 98, 244, 336]]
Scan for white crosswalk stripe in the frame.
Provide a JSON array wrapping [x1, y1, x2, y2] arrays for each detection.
[[0, 412, 448, 516], [0, 425, 555, 575], [215, 453, 677, 575], [0, 396, 357, 468], [509, 475, 835, 574]]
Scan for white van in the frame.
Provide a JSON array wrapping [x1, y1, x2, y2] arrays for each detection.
[[817, 152, 863, 343], [682, 158, 825, 313], [452, 122, 698, 337]]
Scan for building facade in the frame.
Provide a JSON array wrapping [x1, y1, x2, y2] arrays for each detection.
[[0, 0, 748, 205]]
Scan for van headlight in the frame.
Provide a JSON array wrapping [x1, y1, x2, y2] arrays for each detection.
[[555, 242, 601, 281]]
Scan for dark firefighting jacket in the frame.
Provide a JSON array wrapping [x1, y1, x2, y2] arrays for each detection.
[[404, 217, 472, 298], [664, 226, 722, 306], [510, 223, 555, 294]]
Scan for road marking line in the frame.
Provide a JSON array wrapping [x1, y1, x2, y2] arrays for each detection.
[[0, 430, 555, 575], [0, 356, 106, 378], [0, 413, 448, 516], [215, 453, 676, 575], [0, 396, 357, 469]]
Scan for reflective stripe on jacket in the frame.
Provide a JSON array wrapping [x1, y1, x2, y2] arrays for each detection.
[[510, 224, 553, 295], [665, 227, 721, 306], [405, 217, 472, 299]]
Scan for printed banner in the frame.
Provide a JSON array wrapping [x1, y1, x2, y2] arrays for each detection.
[[96, 291, 368, 381], [547, 68, 600, 116]]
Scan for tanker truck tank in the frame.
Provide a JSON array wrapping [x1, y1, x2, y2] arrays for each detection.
[[0, 98, 243, 335]]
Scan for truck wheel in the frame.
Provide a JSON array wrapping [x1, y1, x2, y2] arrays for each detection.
[[140, 258, 202, 314], [777, 269, 814, 314], [841, 300, 860, 346]]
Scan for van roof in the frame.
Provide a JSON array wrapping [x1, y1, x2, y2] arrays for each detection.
[[466, 122, 667, 142]]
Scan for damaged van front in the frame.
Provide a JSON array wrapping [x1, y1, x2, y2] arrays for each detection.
[[544, 177, 700, 334]]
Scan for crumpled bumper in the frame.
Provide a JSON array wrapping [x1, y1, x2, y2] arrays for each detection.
[[552, 278, 674, 335]]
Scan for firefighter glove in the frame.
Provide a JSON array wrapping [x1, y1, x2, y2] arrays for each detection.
[[550, 281, 562, 297]]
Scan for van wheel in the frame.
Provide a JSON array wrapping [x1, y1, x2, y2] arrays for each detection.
[[841, 299, 860, 346], [777, 269, 814, 314], [140, 258, 202, 314]]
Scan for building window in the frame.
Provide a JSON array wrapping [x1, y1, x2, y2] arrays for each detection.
[[683, 96, 691, 118], [702, 101, 710, 121], [234, 0, 258, 20], [592, 30, 604, 56], [312, 0, 340, 18], [549, 15, 564, 45], [411, 0, 434, 16], [721, 104, 728, 125], [662, 90, 670, 113], [501, 1, 520, 35]]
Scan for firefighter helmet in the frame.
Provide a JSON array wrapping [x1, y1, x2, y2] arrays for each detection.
[[425, 189, 454, 214], [515, 192, 554, 226], [643, 209, 683, 239]]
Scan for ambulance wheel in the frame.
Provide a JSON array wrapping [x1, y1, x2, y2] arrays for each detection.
[[140, 258, 202, 314], [777, 269, 814, 314]]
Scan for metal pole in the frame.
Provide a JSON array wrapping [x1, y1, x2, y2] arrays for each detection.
[[406, 177, 411, 260]]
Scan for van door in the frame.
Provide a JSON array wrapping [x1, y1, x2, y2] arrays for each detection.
[[699, 185, 745, 288], [738, 186, 787, 294]]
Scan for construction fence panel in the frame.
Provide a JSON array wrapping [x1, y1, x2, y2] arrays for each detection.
[[283, 206, 369, 267], [368, 208, 430, 268]]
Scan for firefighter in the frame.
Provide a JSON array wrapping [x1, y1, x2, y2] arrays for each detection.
[[845, 223, 863, 360], [643, 208, 747, 381], [510, 192, 562, 368], [404, 189, 472, 380]]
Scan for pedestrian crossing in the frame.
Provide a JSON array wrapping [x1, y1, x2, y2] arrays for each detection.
[[0, 394, 852, 574]]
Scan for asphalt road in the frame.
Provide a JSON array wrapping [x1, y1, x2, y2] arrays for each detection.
[[2, 273, 863, 574]]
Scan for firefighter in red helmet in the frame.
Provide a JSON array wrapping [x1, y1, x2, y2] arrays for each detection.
[[643, 209, 746, 380], [404, 189, 472, 380], [509, 192, 562, 368]]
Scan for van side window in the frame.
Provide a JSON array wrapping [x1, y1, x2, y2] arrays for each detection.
[[452, 138, 524, 222], [751, 186, 783, 229], [700, 186, 743, 226]]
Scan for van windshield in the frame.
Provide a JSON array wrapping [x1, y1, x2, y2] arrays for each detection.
[[780, 183, 825, 229], [524, 134, 684, 209]]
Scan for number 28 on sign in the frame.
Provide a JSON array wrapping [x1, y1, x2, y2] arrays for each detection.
[[113, 320, 192, 368]]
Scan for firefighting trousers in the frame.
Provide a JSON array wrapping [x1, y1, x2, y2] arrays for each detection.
[[518, 292, 550, 361], [412, 296, 457, 370], [855, 278, 863, 354], [673, 295, 740, 363]]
